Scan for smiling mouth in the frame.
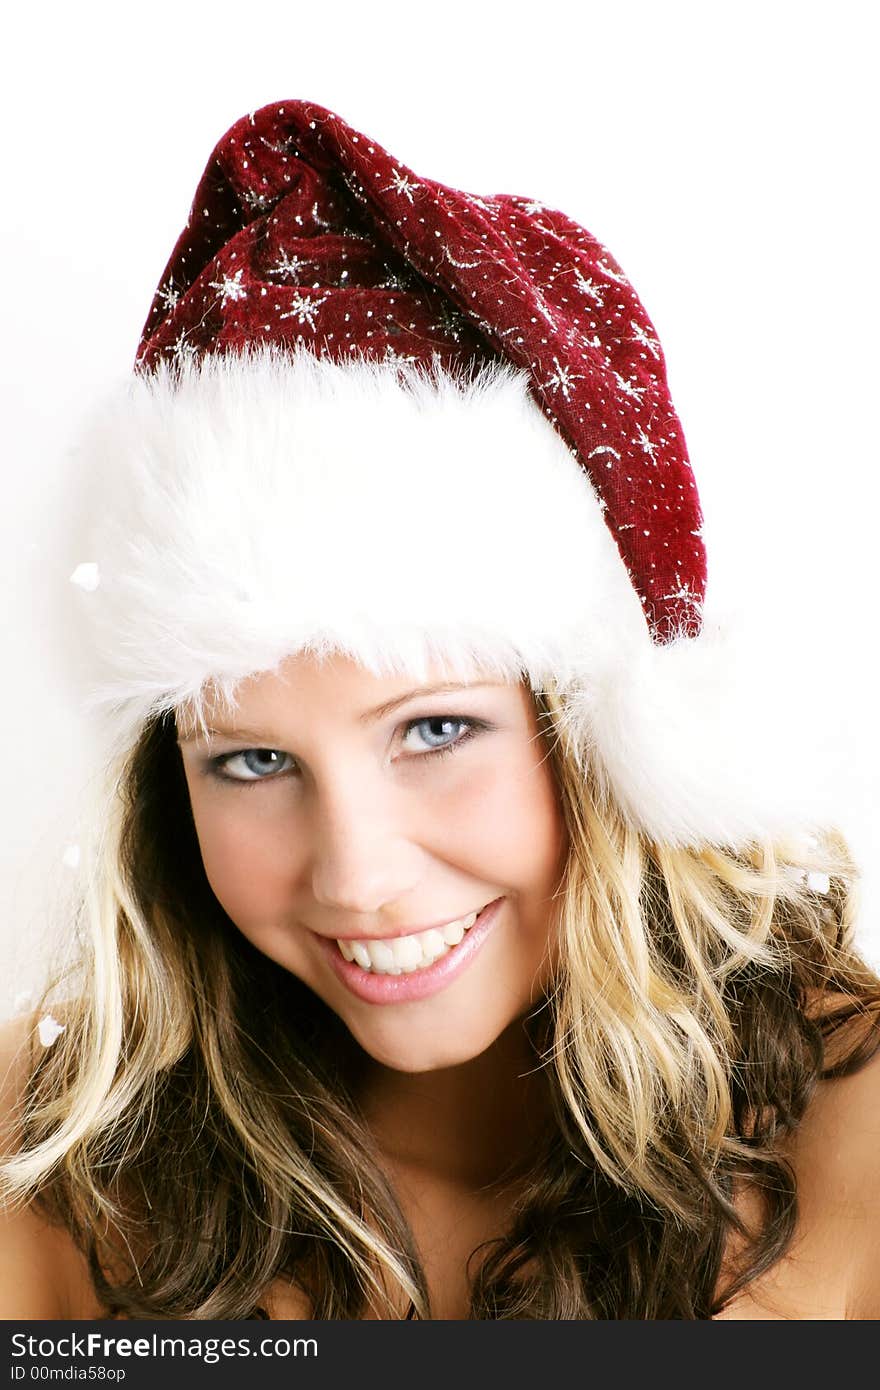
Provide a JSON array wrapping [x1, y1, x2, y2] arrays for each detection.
[[335, 905, 490, 976]]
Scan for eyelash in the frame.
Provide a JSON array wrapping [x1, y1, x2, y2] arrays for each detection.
[[206, 715, 488, 786]]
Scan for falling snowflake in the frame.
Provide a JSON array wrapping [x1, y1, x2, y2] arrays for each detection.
[[209, 268, 248, 305], [542, 357, 583, 399], [630, 319, 661, 359], [805, 871, 831, 895], [69, 562, 100, 592], [385, 168, 421, 203], [279, 291, 330, 330], [38, 1015, 66, 1048], [520, 198, 547, 216]]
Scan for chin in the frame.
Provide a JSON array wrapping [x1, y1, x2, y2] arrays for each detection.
[[347, 1017, 504, 1074]]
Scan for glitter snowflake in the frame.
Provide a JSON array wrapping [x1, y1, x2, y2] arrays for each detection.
[[441, 244, 484, 271], [542, 357, 583, 399], [572, 267, 605, 306], [385, 168, 421, 203], [533, 290, 559, 332], [270, 249, 310, 281], [612, 370, 647, 402], [156, 278, 180, 312], [634, 425, 660, 464], [588, 445, 622, 465], [630, 320, 661, 359], [596, 258, 630, 287], [430, 299, 469, 343], [376, 263, 411, 291], [661, 573, 703, 613], [259, 134, 294, 155], [279, 291, 330, 330], [239, 187, 272, 212], [169, 329, 199, 367], [382, 344, 420, 364], [468, 194, 500, 217], [209, 268, 248, 306]]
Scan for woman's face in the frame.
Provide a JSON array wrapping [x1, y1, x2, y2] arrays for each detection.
[[177, 653, 567, 1073]]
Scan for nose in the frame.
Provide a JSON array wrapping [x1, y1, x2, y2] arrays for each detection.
[[308, 784, 423, 917]]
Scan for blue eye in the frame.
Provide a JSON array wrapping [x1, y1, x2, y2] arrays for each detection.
[[208, 716, 486, 786], [402, 716, 479, 757], [214, 748, 294, 782]]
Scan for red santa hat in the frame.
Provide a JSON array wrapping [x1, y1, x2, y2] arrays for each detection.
[[66, 99, 843, 848]]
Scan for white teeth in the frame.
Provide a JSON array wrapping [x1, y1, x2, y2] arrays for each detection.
[[368, 939, 396, 971], [351, 942, 373, 970], [442, 911, 476, 945], [390, 935, 423, 970], [336, 904, 487, 974], [419, 928, 447, 961]]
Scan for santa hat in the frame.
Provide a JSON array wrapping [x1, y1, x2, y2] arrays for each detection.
[[66, 99, 847, 849]]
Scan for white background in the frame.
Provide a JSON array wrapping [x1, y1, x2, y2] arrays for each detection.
[[2, 0, 878, 1012]]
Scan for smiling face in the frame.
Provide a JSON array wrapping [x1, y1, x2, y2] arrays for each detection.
[[176, 652, 568, 1073]]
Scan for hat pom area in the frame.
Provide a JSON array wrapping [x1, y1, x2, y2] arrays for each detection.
[[557, 608, 857, 849], [63, 346, 855, 851]]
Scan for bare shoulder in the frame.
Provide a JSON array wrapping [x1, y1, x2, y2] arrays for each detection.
[[719, 1038, 880, 1319], [789, 1037, 880, 1317], [0, 1014, 107, 1320], [261, 1280, 314, 1319]]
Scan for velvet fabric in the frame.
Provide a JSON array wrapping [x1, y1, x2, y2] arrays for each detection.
[[138, 99, 706, 641]]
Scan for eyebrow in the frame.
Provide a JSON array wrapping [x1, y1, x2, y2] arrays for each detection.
[[177, 681, 503, 744]]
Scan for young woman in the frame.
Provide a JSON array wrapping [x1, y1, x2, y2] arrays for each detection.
[[2, 98, 878, 1321]]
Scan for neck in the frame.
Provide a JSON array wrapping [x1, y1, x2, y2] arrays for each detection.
[[354, 1017, 553, 1192]]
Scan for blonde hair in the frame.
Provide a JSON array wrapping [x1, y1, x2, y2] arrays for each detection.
[[3, 684, 878, 1318]]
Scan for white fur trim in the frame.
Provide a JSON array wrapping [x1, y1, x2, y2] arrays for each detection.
[[64, 347, 852, 848]]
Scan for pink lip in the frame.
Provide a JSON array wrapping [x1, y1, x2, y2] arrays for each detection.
[[316, 897, 505, 1005]]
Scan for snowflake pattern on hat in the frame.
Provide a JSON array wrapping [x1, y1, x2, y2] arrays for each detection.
[[138, 99, 706, 640]]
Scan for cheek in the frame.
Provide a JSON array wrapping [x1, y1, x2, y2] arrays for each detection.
[[187, 790, 300, 925], [442, 745, 567, 893]]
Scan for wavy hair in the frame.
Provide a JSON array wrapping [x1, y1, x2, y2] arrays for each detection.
[[3, 686, 879, 1318]]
